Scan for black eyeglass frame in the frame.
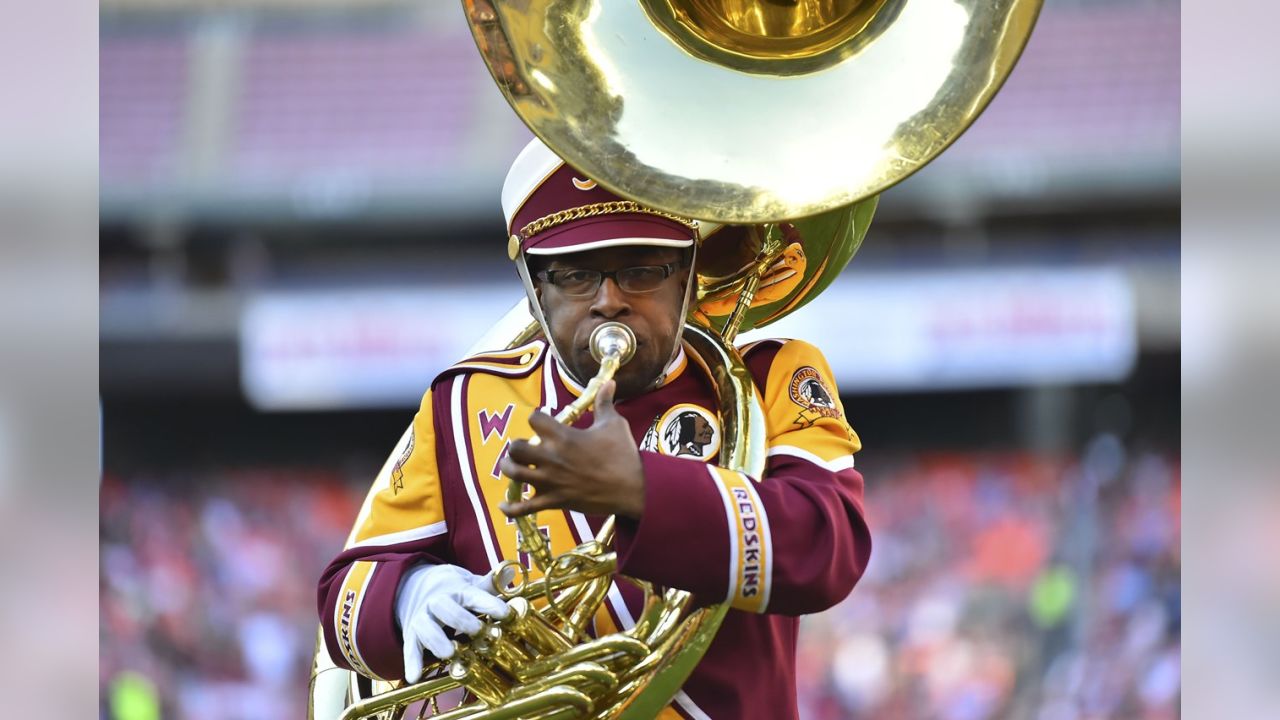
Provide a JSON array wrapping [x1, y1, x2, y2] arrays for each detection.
[[534, 262, 683, 297]]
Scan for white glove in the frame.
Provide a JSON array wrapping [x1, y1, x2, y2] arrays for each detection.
[[396, 564, 511, 682]]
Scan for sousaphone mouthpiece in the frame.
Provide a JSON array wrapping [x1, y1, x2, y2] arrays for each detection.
[[590, 322, 637, 365]]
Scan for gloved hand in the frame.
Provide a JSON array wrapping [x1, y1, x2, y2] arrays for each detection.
[[396, 564, 512, 682]]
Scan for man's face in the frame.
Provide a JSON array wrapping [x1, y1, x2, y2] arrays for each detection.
[[534, 245, 690, 400]]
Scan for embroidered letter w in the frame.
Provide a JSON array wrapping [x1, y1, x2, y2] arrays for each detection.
[[478, 404, 515, 442]]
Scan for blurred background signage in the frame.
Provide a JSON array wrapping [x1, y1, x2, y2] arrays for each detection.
[[241, 268, 1136, 410]]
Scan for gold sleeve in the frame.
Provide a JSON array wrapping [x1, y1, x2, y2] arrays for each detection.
[[346, 389, 448, 550]]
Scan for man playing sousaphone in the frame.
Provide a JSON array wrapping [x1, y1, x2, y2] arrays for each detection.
[[317, 138, 872, 719]]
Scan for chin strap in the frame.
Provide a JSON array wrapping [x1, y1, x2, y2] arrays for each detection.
[[515, 254, 561, 361], [647, 244, 699, 391]]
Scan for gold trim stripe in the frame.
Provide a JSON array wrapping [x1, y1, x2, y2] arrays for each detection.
[[333, 561, 382, 680], [516, 201, 698, 242], [715, 468, 772, 613]]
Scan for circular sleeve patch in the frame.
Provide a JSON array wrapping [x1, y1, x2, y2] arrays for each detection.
[[788, 366, 840, 419]]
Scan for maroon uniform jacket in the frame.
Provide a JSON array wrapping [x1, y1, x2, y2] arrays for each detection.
[[318, 337, 871, 719]]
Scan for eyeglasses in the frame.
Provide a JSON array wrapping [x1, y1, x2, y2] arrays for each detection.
[[535, 262, 681, 297]]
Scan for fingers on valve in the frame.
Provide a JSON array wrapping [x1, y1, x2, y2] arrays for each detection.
[[475, 565, 518, 595], [409, 613, 455, 664], [460, 585, 511, 619], [429, 595, 485, 636]]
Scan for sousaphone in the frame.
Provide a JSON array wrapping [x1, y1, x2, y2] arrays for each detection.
[[312, 1, 1041, 718]]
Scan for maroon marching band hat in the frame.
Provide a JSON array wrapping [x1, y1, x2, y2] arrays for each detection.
[[501, 138, 699, 259]]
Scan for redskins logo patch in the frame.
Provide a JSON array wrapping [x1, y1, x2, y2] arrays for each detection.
[[571, 177, 598, 191], [789, 366, 840, 421], [652, 404, 720, 461]]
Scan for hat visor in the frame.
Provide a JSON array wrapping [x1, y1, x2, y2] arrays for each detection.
[[524, 215, 694, 256]]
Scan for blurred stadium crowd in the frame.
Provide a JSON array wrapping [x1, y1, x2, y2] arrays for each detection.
[[796, 445, 1180, 720], [100, 440, 1179, 720]]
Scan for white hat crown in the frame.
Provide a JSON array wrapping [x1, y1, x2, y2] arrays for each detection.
[[501, 137, 565, 232]]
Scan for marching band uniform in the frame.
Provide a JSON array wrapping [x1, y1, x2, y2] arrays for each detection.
[[318, 138, 871, 719], [318, 335, 869, 719]]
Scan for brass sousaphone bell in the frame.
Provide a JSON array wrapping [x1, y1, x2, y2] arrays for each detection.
[[470, 0, 1041, 333], [312, 1, 1041, 718]]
